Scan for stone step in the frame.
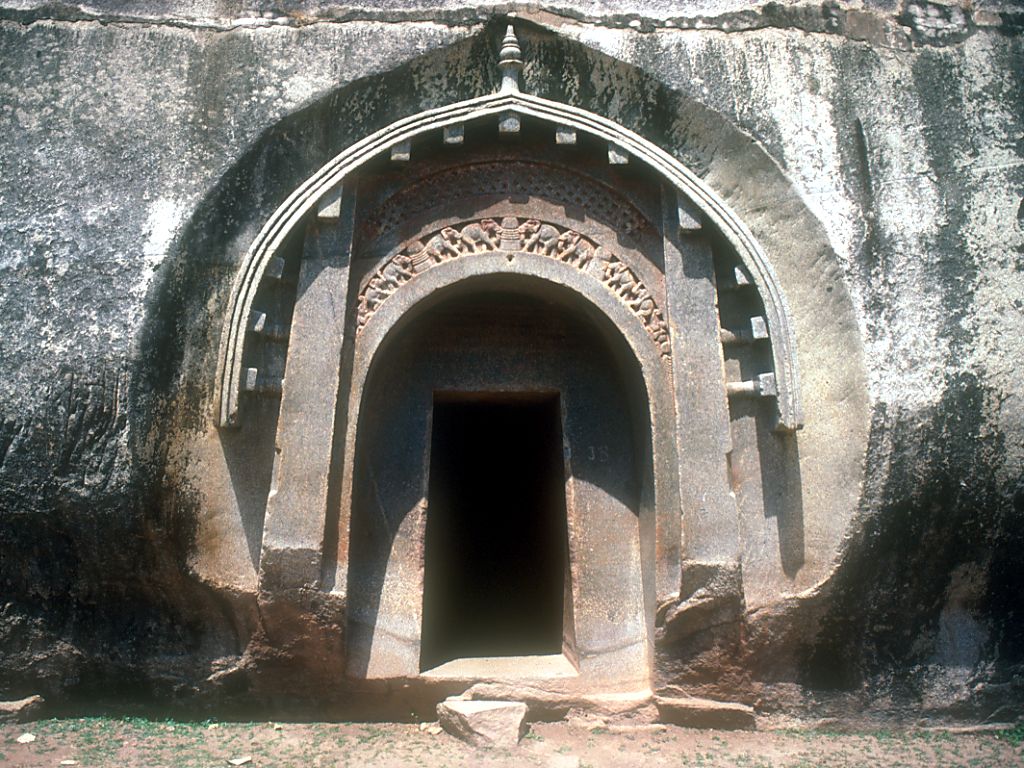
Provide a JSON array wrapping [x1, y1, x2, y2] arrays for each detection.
[[654, 695, 756, 730]]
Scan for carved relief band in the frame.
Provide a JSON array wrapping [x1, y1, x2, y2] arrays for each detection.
[[356, 216, 672, 359]]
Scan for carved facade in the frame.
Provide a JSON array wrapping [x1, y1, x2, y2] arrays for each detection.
[[187, 25, 831, 705]]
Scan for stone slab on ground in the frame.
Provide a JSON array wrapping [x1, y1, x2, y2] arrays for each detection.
[[0, 695, 44, 723], [465, 682, 656, 721], [437, 698, 528, 747], [654, 695, 755, 730]]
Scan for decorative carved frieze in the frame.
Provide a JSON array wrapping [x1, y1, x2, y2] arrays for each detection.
[[356, 217, 671, 358]]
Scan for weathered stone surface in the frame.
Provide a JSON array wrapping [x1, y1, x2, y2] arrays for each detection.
[[0, 695, 44, 723], [662, 562, 745, 640], [0, 0, 1020, 727], [654, 696, 755, 731], [465, 683, 656, 722], [437, 699, 527, 747]]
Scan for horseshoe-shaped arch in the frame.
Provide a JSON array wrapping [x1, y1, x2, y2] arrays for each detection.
[[214, 37, 803, 433]]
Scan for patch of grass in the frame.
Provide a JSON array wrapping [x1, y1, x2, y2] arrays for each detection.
[[813, 728, 844, 739], [781, 727, 832, 741], [995, 722, 1024, 746]]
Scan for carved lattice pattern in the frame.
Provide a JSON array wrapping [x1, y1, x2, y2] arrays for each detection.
[[363, 162, 647, 243]]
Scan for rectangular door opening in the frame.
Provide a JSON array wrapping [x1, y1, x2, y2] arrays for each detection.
[[420, 392, 570, 672]]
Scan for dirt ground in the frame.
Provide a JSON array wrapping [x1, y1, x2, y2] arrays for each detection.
[[2, 717, 1022, 767]]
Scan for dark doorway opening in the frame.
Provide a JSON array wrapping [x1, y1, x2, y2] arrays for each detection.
[[420, 393, 569, 671]]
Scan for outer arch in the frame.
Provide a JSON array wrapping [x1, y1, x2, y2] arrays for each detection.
[[215, 89, 803, 431]]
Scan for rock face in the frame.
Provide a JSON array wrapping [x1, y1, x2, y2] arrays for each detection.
[[0, 0, 1021, 726], [437, 699, 528, 747]]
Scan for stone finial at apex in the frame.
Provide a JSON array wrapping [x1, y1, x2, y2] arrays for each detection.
[[498, 24, 523, 93]]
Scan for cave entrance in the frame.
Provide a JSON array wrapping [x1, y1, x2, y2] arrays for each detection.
[[420, 393, 570, 672], [344, 277, 651, 688]]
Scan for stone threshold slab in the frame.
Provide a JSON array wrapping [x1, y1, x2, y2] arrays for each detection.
[[421, 653, 579, 680]]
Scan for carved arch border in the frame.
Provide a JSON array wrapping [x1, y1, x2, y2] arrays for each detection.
[[344, 254, 681, 608], [216, 74, 803, 430], [356, 216, 673, 358]]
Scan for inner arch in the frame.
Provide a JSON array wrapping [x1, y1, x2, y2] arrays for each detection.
[[343, 278, 655, 688]]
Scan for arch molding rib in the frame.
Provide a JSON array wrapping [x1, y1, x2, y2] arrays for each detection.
[[216, 91, 803, 432]]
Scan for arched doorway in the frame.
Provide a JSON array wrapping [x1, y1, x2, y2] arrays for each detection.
[[325, 142, 685, 696], [345, 276, 654, 693]]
